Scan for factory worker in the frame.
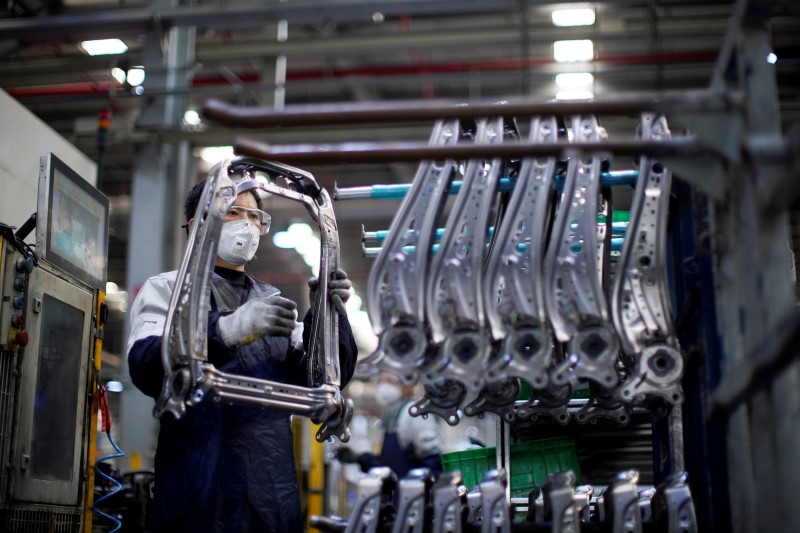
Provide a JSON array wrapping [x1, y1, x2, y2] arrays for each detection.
[[335, 371, 442, 479], [127, 179, 358, 533]]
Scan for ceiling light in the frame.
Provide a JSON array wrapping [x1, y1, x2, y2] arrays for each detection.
[[767, 52, 777, 64], [556, 89, 594, 100], [184, 109, 202, 126], [553, 40, 594, 62], [111, 67, 126, 84], [555, 72, 594, 88], [126, 67, 145, 86], [106, 381, 125, 393], [552, 8, 596, 27], [79, 38, 128, 56], [198, 146, 235, 165]]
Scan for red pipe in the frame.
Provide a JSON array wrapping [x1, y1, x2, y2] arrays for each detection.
[[6, 49, 721, 99]]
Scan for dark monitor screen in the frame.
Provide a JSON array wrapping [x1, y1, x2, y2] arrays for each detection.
[[36, 153, 109, 289]]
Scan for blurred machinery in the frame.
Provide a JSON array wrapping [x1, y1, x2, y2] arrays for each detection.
[[0, 153, 108, 531]]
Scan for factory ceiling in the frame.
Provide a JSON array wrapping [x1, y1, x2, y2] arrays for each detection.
[[0, 0, 798, 339]]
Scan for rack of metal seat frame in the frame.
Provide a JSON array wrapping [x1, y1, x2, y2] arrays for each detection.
[[201, 1, 800, 530], [331, 113, 678, 529]]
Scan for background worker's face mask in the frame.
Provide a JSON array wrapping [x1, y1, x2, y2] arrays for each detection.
[[375, 382, 403, 406], [218, 219, 261, 265]]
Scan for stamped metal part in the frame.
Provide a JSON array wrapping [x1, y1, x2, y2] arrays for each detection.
[[638, 487, 657, 524], [611, 114, 685, 406], [408, 375, 467, 426], [462, 368, 520, 422], [544, 115, 620, 390], [542, 471, 582, 533], [362, 119, 462, 384], [423, 115, 507, 406], [478, 469, 512, 533], [391, 468, 434, 533], [514, 384, 573, 425], [574, 390, 632, 426], [482, 116, 559, 392], [432, 471, 468, 533], [466, 489, 483, 528], [155, 157, 353, 443], [156, 161, 235, 420], [345, 467, 397, 533], [575, 485, 594, 523], [651, 472, 698, 533], [603, 469, 643, 533]]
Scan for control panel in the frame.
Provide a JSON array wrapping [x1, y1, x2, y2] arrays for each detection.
[[0, 238, 34, 354]]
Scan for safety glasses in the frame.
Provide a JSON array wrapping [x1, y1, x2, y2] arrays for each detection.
[[225, 206, 272, 234]]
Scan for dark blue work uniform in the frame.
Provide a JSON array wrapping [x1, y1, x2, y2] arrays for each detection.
[[128, 267, 357, 532]]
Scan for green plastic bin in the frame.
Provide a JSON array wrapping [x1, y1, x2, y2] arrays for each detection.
[[441, 436, 580, 497], [440, 446, 497, 490], [508, 436, 581, 497]]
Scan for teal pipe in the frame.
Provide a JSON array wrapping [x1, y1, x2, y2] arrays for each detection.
[[364, 237, 624, 257], [365, 221, 629, 244], [338, 170, 639, 201]]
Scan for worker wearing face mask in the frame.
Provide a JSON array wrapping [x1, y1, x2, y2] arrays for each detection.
[[127, 179, 358, 533], [335, 372, 442, 479]]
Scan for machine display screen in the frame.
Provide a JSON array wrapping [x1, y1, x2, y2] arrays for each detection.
[[30, 294, 83, 482], [38, 153, 109, 289]]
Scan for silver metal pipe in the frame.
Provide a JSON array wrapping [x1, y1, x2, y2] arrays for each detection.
[[205, 89, 740, 128], [234, 136, 711, 166]]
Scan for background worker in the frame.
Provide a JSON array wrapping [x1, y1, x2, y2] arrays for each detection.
[[127, 179, 358, 533], [335, 372, 442, 479]]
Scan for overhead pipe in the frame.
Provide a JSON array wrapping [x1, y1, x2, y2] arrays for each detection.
[[232, 135, 711, 165], [0, 0, 736, 41], [208, 87, 738, 130], [6, 49, 721, 100], [334, 171, 640, 200]]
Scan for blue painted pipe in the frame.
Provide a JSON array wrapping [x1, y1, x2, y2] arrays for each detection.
[[365, 237, 624, 257], [365, 221, 629, 243], [337, 170, 639, 201]]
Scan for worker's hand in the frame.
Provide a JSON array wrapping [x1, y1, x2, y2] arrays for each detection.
[[308, 268, 352, 314], [334, 446, 359, 464], [217, 294, 297, 346]]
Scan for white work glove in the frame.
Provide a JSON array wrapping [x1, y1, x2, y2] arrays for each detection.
[[217, 294, 298, 347], [308, 268, 352, 314]]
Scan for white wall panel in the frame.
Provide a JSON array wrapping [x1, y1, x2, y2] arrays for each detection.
[[0, 88, 97, 236]]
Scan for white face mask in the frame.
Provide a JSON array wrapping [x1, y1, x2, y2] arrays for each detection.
[[218, 219, 260, 265], [375, 382, 403, 406]]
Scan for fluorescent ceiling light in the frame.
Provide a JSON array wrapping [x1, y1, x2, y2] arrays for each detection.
[[198, 146, 235, 165], [552, 8, 596, 27], [111, 67, 126, 84], [79, 38, 128, 56], [106, 380, 125, 393], [184, 110, 202, 126], [553, 40, 594, 62], [555, 72, 594, 88], [767, 52, 777, 64], [556, 89, 594, 100], [126, 67, 145, 86]]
